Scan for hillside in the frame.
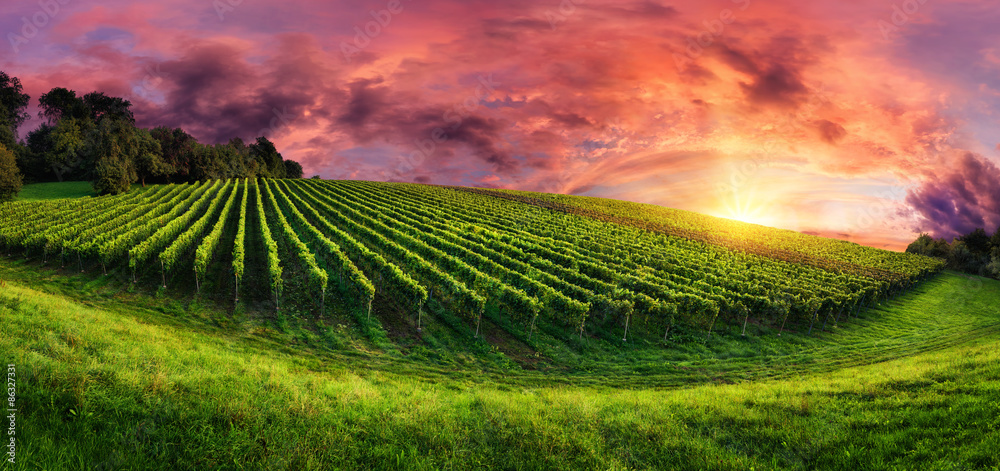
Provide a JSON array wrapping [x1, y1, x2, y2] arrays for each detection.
[[2, 180, 997, 469], [0, 179, 943, 353], [1, 266, 997, 469]]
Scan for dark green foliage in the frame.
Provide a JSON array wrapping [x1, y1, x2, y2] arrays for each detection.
[[83, 91, 135, 124], [92, 154, 134, 196], [47, 117, 90, 182], [250, 136, 286, 178], [959, 228, 991, 256], [906, 233, 951, 259], [13, 77, 297, 187], [134, 128, 173, 186], [150, 126, 198, 182], [88, 119, 140, 195], [0, 71, 30, 134], [0, 116, 19, 151], [189, 142, 249, 181], [909, 228, 1000, 279], [19, 125, 55, 182], [0, 142, 23, 201], [284, 159, 303, 178], [38, 87, 91, 124]]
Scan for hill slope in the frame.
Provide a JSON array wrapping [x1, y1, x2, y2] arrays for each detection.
[[0, 179, 943, 352], [1, 268, 997, 469]]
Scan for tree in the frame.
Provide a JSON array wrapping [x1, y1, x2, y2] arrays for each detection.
[[225, 137, 252, 178], [38, 87, 90, 124], [310, 175, 322, 180], [0, 142, 23, 202], [959, 228, 991, 257], [134, 128, 172, 186], [0, 114, 18, 151], [22, 124, 57, 182], [189, 143, 225, 181], [93, 153, 135, 196], [47, 118, 88, 182], [929, 237, 951, 258], [150, 126, 198, 182], [905, 233, 950, 258], [249, 136, 285, 178], [0, 71, 30, 136], [84, 92, 134, 124], [905, 233, 935, 256], [284, 159, 303, 179], [87, 119, 139, 195], [946, 240, 991, 275]]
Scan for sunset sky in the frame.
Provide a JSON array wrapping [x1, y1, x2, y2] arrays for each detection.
[[3, 0, 1000, 250]]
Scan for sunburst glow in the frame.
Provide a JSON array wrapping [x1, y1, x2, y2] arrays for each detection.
[[715, 181, 776, 227]]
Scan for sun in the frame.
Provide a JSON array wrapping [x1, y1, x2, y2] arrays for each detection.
[[717, 185, 774, 227], [726, 204, 769, 226]]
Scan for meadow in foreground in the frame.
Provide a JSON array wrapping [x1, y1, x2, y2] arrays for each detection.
[[1, 261, 997, 470]]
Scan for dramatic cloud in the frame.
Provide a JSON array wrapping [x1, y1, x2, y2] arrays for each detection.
[[815, 119, 847, 145], [907, 153, 1000, 240], [4, 0, 1000, 249]]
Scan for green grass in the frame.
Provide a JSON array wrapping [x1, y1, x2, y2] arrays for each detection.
[[1, 261, 998, 469], [15, 181, 97, 201]]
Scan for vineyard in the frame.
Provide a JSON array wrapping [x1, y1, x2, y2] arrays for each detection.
[[0, 178, 944, 344]]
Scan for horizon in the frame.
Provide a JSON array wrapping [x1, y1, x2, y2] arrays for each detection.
[[4, 0, 999, 251]]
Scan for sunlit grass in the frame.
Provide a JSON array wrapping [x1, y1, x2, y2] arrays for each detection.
[[1, 268, 998, 469], [14, 181, 97, 201]]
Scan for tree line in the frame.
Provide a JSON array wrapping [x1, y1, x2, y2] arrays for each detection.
[[0, 71, 303, 201], [907, 227, 1000, 279]]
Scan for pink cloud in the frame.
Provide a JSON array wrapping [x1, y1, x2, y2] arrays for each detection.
[[5, 0, 1000, 249]]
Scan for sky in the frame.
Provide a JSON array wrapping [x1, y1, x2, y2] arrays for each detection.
[[3, 0, 1000, 250]]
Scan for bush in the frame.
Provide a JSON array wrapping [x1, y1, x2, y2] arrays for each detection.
[[0, 142, 23, 201]]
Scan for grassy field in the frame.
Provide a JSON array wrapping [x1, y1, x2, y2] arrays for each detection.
[[14, 181, 96, 201], [1, 257, 998, 469]]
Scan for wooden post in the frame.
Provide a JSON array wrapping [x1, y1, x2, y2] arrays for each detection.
[[475, 310, 482, 338], [778, 310, 790, 336], [807, 306, 819, 335]]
